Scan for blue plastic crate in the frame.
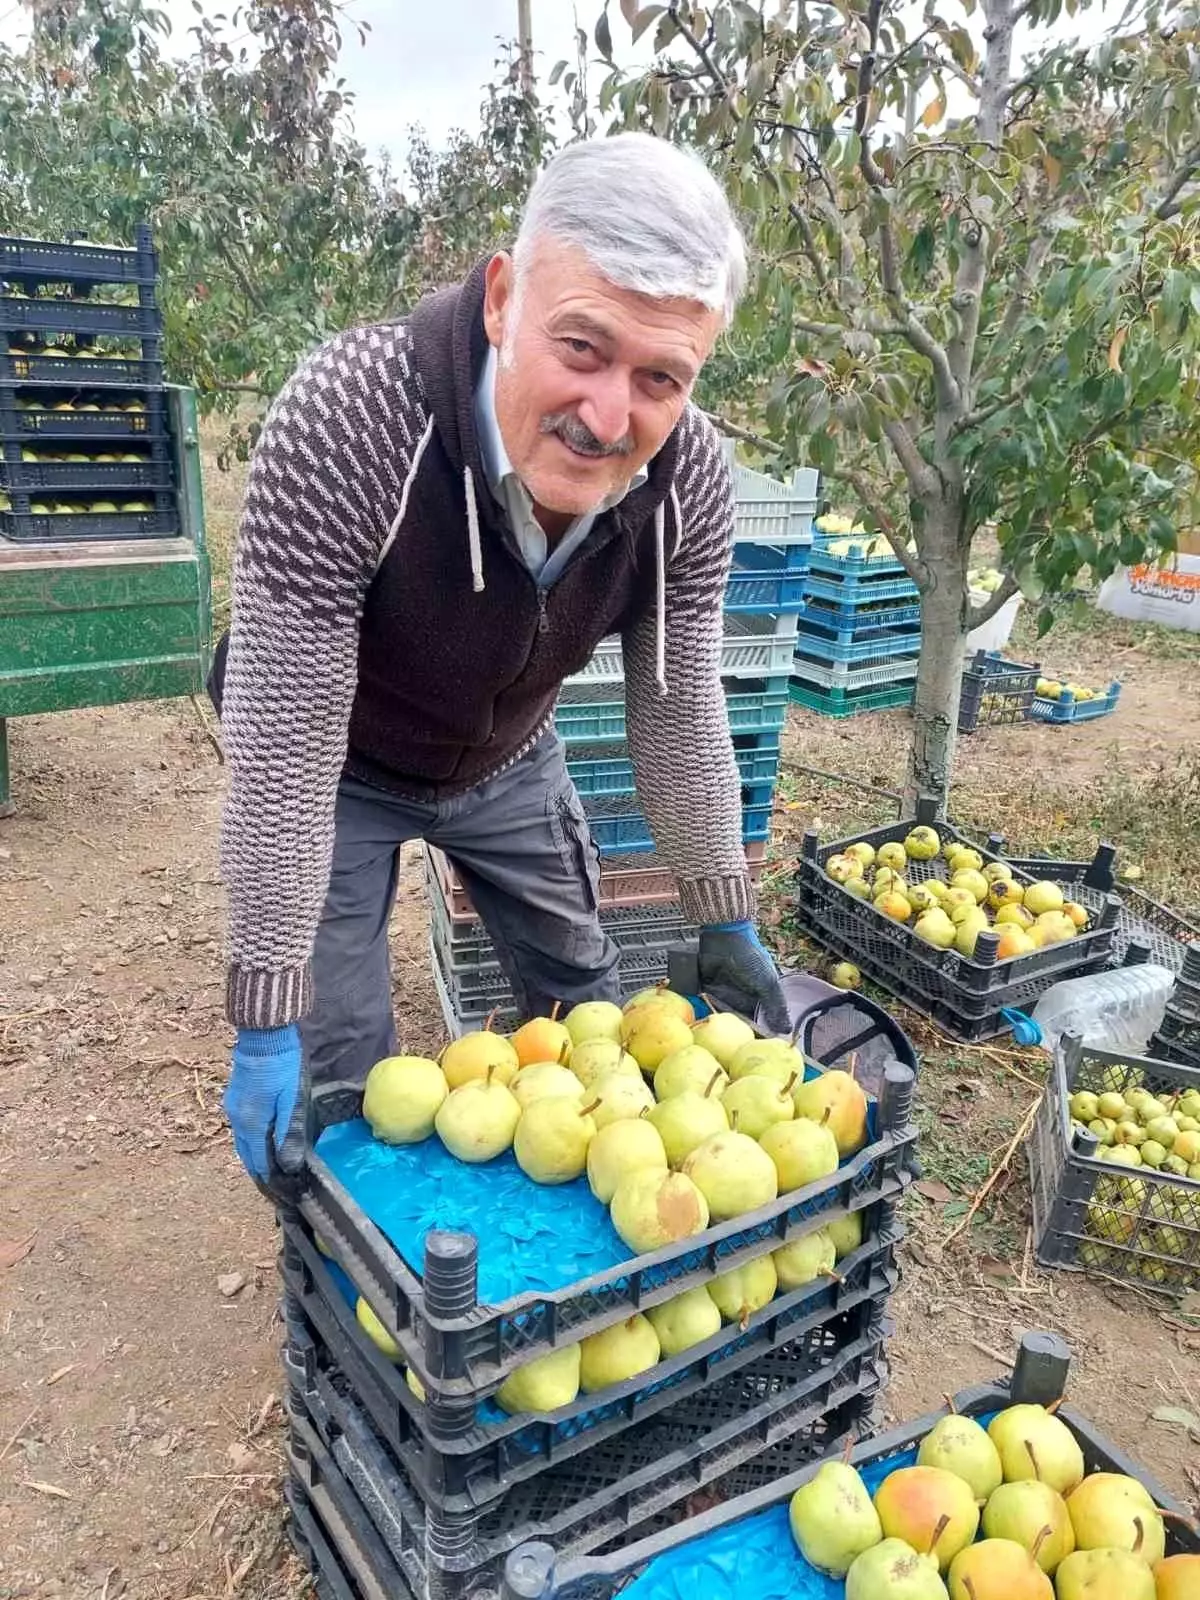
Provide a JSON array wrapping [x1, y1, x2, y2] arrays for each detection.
[[801, 570, 920, 607], [555, 676, 791, 745], [1030, 681, 1121, 723], [808, 537, 912, 580], [795, 597, 922, 631], [568, 736, 781, 800], [724, 542, 810, 614], [793, 623, 921, 665], [586, 798, 774, 854]]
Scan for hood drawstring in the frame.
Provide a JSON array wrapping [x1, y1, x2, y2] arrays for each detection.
[[653, 500, 669, 697], [378, 414, 435, 571], [464, 463, 485, 593]]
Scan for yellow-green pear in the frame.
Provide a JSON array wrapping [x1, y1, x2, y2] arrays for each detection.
[[987, 1405, 1084, 1494], [578, 1314, 660, 1392], [728, 1037, 806, 1084], [565, 1000, 624, 1047], [1066, 1474, 1164, 1564], [708, 1253, 777, 1326], [610, 1169, 709, 1255], [947, 1539, 1053, 1600], [1055, 1549, 1155, 1600], [356, 1296, 401, 1360], [645, 1285, 721, 1357], [721, 1074, 796, 1140], [682, 1130, 778, 1219], [917, 1414, 1003, 1501], [689, 1011, 756, 1069], [570, 1039, 641, 1089], [845, 1539, 949, 1600], [653, 1044, 728, 1100], [495, 1343, 581, 1414], [513, 1096, 597, 1183], [773, 1227, 836, 1289], [624, 1010, 694, 1073], [982, 1481, 1075, 1573], [792, 1069, 869, 1157], [826, 1210, 865, 1259], [362, 1054, 447, 1144], [648, 1081, 729, 1166], [509, 1062, 585, 1110], [760, 1115, 839, 1192], [789, 1460, 883, 1575], [586, 1116, 668, 1203], [588, 1070, 656, 1128], [440, 1026, 519, 1088], [435, 1075, 521, 1161]]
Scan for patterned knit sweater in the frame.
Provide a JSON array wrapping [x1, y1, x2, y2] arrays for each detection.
[[220, 273, 755, 1029]]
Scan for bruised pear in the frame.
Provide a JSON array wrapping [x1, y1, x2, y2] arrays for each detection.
[[1055, 1548, 1156, 1600], [987, 1405, 1084, 1495], [846, 1539, 949, 1600], [495, 1343, 581, 1415], [578, 1314, 660, 1392], [569, 1039, 641, 1089], [789, 1460, 883, 1576], [874, 1466, 981, 1572], [948, 1539, 1053, 1600], [645, 1285, 721, 1357], [609, 1169, 709, 1255], [708, 1253, 777, 1326], [917, 1414, 1003, 1501], [1066, 1474, 1165, 1565]]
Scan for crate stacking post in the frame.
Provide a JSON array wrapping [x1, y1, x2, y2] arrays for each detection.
[[789, 535, 921, 717], [427, 450, 819, 1032]]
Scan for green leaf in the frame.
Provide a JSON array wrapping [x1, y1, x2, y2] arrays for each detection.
[[595, 10, 613, 61]]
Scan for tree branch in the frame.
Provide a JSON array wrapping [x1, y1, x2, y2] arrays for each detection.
[[976, 232, 1052, 383], [883, 417, 939, 499], [704, 411, 782, 456], [667, 2, 729, 93], [841, 469, 929, 586], [968, 572, 1020, 625], [1154, 137, 1200, 220], [951, 365, 1039, 436]]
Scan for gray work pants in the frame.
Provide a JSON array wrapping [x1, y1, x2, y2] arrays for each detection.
[[302, 734, 620, 1086]]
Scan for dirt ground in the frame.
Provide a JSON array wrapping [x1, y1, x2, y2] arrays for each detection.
[[2, 593, 1199, 1596]]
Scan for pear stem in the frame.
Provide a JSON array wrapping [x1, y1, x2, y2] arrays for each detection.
[[1161, 1509, 1200, 1533], [1132, 1516, 1145, 1556], [486, 1063, 496, 1086], [1031, 1525, 1053, 1563], [581, 1099, 602, 1117], [484, 1007, 499, 1033], [1044, 1397, 1064, 1415], [704, 1069, 724, 1098], [841, 1432, 856, 1463], [784, 1071, 799, 1095], [730, 1110, 741, 1133], [963, 1579, 978, 1600], [549, 1001, 562, 1022], [927, 1514, 951, 1556], [1025, 1439, 1041, 1479], [700, 991, 722, 1013], [941, 1392, 958, 1415], [847, 1051, 858, 1084], [558, 1040, 571, 1065], [821, 1106, 833, 1126]]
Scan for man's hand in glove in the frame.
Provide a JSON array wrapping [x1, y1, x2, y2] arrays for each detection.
[[224, 1023, 308, 1203], [698, 921, 790, 1034]]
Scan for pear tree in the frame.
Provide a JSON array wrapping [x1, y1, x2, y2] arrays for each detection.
[[585, 0, 1200, 805]]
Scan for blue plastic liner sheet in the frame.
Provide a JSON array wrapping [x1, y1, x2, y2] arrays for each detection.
[[623, 1416, 1000, 1600]]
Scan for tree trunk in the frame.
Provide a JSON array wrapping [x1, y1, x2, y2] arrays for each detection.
[[905, 522, 970, 813]]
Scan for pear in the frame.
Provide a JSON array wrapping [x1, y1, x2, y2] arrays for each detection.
[[1066, 1474, 1165, 1564], [1154, 1555, 1200, 1600], [362, 1054, 447, 1144], [827, 1210, 865, 1259], [917, 1414, 1003, 1500], [987, 1405, 1084, 1494], [435, 1074, 521, 1161], [1055, 1549, 1156, 1600], [947, 1539, 1053, 1600], [624, 1010, 694, 1074], [789, 1460, 884, 1575], [513, 1096, 597, 1183], [728, 1037, 806, 1084], [792, 1069, 869, 1157], [690, 1011, 756, 1068], [588, 1070, 656, 1128], [586, 1116, 668, 1203], [874, 1466, 981, 1572], [845, 1538, 949, 1600], [682, 1130, 779, 1220], [621, 986, 695, 1030], [509, 1062, 585, 1110], [721, 1074, 795, 1140], [653, 1044, 728, 1100], [495, 1342, 581, 1414], [570, 1039, 641, 1089], [355, 1296, 401, 1360], [982, 1481, 1075, 1573], [578, 1314, 660, 1392], [760, 1115, 840, 1192], [708, 1253, 777, 1325], [440, 1024, 519, 1088], [645, 1285, 721, 1357], [609, 1169, 709, 1254], [648, 1079, 729, 1166], [773, 1227, 836, 1290], [565, 1000, 624, 1047], [512, 1008, 572, 1068], [405, 1368, 426, 1402]]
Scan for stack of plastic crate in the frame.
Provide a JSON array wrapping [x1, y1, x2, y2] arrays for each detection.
[[0, 227, 179, 545], [279, 1054, 917, 1599], [789, 538, 921, 718], [429, 453, 819, 1032]]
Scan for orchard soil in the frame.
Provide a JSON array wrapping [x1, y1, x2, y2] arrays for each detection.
[[1, 444, 1199, 1597]]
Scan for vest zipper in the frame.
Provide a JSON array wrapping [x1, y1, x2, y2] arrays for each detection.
[[536, 588, 549, 633]]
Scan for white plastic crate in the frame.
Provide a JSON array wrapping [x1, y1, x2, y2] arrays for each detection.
[[568, 612, 800, 686], [724, 441, 819, 548], [790, 653, 920, 691]]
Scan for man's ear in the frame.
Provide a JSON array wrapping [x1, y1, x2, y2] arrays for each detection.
[[483, 253, 514, 350]]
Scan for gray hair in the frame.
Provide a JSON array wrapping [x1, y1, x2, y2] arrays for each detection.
[[513, 133, 747, 325]]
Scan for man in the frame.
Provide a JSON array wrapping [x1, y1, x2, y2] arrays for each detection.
[[215, 132, 789, 1196]]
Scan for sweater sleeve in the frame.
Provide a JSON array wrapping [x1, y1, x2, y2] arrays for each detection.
[[219, 325, 423, 1028], [622, 410, 756, 927]]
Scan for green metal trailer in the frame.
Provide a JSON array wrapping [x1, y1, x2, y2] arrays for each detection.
[[0, 384, 212, 813]]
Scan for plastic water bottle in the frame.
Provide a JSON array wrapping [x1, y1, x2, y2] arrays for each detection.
[[1024, 964, 1175, 1053]]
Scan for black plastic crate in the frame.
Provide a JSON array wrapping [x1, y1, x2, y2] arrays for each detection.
[[0, 295, 162, 338], [281, 1205, 901, 1512], [1029, 1036, 1200, 1292], [0, 228, 158, 287], [0, 349, 164, 387], [286, 1474, 380, 1600], [958, 650, 1039, 733], [794, 797, 1119, 1041], [283, 1288, 889, 1595], [0, 387, 167, 439], [0, 492, 179, 544], [293, 1060, 916, 1405], [500, 1330, 1199, 1599], [0, 450, 174, 493]]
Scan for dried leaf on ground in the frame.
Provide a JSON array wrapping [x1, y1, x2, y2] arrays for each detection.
[[916, 1180, 954, 1204], [0, 1233, 36, 1269]]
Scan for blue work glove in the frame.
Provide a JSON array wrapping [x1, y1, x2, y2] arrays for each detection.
[[698, 922, 791, 1035], [223, 1023, 308, 1204]]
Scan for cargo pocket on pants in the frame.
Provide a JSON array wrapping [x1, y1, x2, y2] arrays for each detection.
[[549, 784, 602, 920]]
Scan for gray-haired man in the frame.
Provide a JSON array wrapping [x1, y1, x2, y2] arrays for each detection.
[[213, 132, 790, 1196]]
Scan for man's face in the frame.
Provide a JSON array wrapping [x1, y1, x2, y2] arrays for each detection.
[[482, 238, 723, 517]]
